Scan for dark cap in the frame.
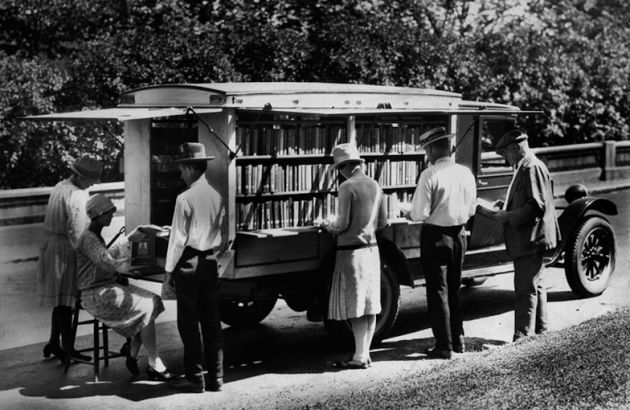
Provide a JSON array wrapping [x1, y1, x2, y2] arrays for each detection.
[[419, 127, 455, 148], [495, 129, 528, 150], [172, 143, 215, 163]]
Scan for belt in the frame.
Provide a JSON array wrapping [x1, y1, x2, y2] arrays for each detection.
[[183, 247, 214, 257], [337, 242, 378, 251], [422, 224, 465, 236]]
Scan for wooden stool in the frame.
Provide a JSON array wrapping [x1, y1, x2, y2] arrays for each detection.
[[64, 293, 126, 382]]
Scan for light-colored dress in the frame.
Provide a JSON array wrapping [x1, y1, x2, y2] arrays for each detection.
[[326, 175, 388, 320], [76, 231, 164, 339], [37, 179, 89, 308]]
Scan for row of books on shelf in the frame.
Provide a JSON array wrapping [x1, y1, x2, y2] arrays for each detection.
[[236, 126, 347, 157], [355, 125, 442, 154], [236, 192, 415, 231], [236, 163, 339, 195], [236, 160, 421, 196], [364, 161, 421, 187]]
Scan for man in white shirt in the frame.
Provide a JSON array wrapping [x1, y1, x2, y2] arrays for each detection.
[[165, 143, 226, 393], [407, 127, 477, 359]]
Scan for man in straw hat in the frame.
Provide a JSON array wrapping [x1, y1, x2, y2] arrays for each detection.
[[480, 129, 559, 342], [164, 143, 227, 393], [37, 154, 102, 363], [406, 127, 476, 359]]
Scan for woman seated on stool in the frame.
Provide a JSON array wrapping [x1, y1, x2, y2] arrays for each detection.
[[75, 194, 174, 381]]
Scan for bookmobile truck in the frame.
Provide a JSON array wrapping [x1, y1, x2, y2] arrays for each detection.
[[26, 82, 618, 345]]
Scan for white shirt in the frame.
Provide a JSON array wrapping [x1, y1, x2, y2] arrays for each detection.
[[409, 157, 477, 226], [165, 175, 225, 273]]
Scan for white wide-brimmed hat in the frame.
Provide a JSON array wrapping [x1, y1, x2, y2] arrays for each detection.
[[331, 143, 364, 169]]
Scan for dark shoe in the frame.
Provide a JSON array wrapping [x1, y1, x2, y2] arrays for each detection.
[[205, 377, 223, 392], [146, 365, 176, 381], [120, 341, 139, 375], [453, 344, 465, 354], [43, 344, 61, 359], [170, 377, 205, 393], [120, 341, 130, 357], [126, 355, 140, 375], [424, 346, 452, 359], [333, 359, 368, 369]]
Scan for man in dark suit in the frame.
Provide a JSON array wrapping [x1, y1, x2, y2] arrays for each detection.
[[490, 129, 560, 342]]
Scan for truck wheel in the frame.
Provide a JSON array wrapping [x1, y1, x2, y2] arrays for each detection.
[[324, 261, 401, 348], [462, 277, 488, 288], [219, 297, 278, 327], [565, 217, 616, 298]]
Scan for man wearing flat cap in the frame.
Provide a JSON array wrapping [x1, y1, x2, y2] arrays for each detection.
[[37, 154, 102, 363], [164, 143, 226, 393], [406, 127, 476, 359], [484, 129, 560, 342]]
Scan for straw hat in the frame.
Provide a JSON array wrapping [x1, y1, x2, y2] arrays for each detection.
[[331, 143, 364, 169], [70, 155, 102, 183], [419, 127, 455, 148], [86, 194, 116, 220], [172, 143, 215, 163]]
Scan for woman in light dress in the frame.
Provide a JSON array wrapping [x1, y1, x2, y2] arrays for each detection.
[[76, 194, 174, 381], [37, 155, 102, 363], [320, 143, 388, 369]]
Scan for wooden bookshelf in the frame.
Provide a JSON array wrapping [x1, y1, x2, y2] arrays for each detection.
[[233, 113, 448, 232]]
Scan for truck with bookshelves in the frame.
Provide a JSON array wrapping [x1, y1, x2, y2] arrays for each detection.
[[25, 82, 618, 345]]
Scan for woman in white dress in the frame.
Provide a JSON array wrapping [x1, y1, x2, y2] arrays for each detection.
[[321, 143, 388, 369], [37, 155, 101, 363]]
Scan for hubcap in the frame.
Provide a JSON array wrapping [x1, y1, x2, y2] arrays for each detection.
[[580, 229, 611, 282]]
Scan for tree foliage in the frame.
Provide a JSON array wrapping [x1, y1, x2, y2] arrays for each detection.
[[1, 0, 629, 188]]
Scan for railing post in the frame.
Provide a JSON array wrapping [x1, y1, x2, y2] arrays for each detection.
[[602, 141, 617, 181]]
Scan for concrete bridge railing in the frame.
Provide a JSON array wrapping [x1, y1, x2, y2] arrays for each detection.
[[2, 141, 630, 227]]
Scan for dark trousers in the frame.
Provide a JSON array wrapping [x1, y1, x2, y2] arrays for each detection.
[[420, 225, 467, 351], [174, 247, 223, 382], [513, 250, 547, 341]]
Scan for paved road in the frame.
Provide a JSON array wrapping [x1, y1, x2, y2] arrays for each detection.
[[0, 188, 628, 409]]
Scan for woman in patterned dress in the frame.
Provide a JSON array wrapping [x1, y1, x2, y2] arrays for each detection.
[[76, 194, 174, 381], [37, 155, 102, 363], [320, 143, 388, 369]]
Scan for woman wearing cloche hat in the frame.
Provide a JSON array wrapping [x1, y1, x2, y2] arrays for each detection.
[[74, 194, 174, 380], [37, 154, 102, 363], [320, 143, 388, 369]]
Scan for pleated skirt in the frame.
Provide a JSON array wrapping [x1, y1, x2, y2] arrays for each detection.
[[81, 283, 165, 339], [328, 246, 381, 321]]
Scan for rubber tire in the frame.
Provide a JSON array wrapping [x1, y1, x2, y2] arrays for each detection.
[[324, 260, 401, 348], [219, 297, 278, 327], [565, 217, 616, 298], [462, 277, 488, 288]]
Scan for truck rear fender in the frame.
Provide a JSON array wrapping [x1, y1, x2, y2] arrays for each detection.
[[377, 236, 415, 288], [547, 197, 617, 264]]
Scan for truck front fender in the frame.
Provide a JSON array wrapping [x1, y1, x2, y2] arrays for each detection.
[[547, 196, 618, 265]]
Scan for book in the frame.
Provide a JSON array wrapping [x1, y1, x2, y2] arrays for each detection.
[[138, 224, 171, 237], [476, 198, 500, 217]]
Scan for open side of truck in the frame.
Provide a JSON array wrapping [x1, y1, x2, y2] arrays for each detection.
[[23, 82, 617, 346]]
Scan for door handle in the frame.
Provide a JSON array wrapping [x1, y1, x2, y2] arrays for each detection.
[[477, 180, 488, 187]]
